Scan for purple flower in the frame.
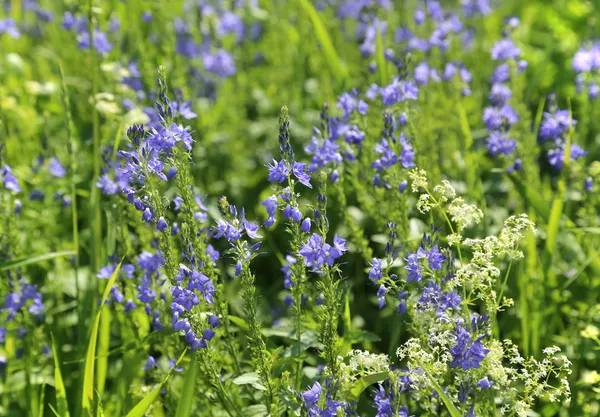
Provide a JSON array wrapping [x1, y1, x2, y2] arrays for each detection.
[[266, 159, 289, 183], [491, 39, 521, 60], [203, 49, 236, 77], [486, 131, 516, 156], [477, 376, 494, 390], [49, 158, 67, 178], [78, 30, 113, 55], [141, 356, 158, 371], [301, 218, 312, 233], [369, 258, 383, 283], [299, 233, 324, 267], [450, 326, 490, 370], [427, 246, 445, 270], [292, 162, 312, 188], [0, 18, 20, 39], [302, 382, 321, 407], [1, 165, 21, 192], [261, 196, 278, 227], [157, 217, 168, 232]]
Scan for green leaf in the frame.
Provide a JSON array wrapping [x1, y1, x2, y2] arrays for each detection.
[[175, 356, 198, 417], [347, 372, 390, 401], [228, 315, 249, 331], [242, 404, 268, 417], [375, 25, 387, 86], [429, 376, 462, 417], [82, 261, 122, 414], [96, 308, 111, 396], [125, 349, 187, 417], [298, 0, 348, 84], [51, 334, 70, 417], [0, 250, 76, 271], [232, 372, 267, 391], [507, 174, 551, 221]]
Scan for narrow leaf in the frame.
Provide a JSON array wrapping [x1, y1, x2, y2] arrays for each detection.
[[298, 0, 348, 83], [82, 261, 122, 413], [429, 376, 462, 417], [0, 250, 76, 271], [125, 349, 187, 417], [375, 25, 387, 86], [51, 334, 71, 417], [175, 356, 198, 417], [347, 372, 390, 401]]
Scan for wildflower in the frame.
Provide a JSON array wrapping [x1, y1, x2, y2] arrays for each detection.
[[450, 326, 490, 370], [369, 258, 384, 283], [301, 218, 312, 233], [266, 159, 289, 183], [77, 30, 113, 55], [477, 376, 494, 389], [141, 356, 158, 371], [203, 49, 236, 77], [0, 18, 20, 39], [491, 39, 521, 60], [292, 162, 312, 188], [157, 217, 168, 232], [302, 381, 321, 407], [1, 165, 21, 192], [49, 158, 67, 178], [261, 196, 278, 227]]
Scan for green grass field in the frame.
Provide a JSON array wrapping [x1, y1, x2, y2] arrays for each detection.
[[0, 1, 599, 416]]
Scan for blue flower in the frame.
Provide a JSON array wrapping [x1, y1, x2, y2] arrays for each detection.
[[261, 196, 278, 227], [373, 384, 394, 417], [427, 245, 445, 270], [292, 162, 312, 188], [301, 218, 312, 233], [204, 49, 236, 77], [450, 326, 490, 370], [477, 376, 494, 390], [214, 219, 241, 241], [1, 165, 21, 192], [0, 18, 20, 39], [491, 39, 520, 60], [49, 157, 67, 178], [141, 356, 158, 371], [77, 30, 113, 55], [301, 381, 321, 407], [369, 258, 383, 283], [266, 159, 289, 183], [486, 131, 516, 156]]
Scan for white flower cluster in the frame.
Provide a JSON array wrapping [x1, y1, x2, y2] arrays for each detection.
[[458, 214, 536, 310], [494, 341, 572, 416]]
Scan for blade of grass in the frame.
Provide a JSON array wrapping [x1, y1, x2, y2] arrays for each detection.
[[88, 0, 102, 276], [175, 356, 198, 417], [543, 103, 574, 286], [96, 308, 111, 397], [0, 251, 76, 271], [125, 349, 187, 417], [375, 25, 387, 86], [429, 375, 462, 417], [51, 334, 71, 417], [347, 372, 390, 402], [58, 60, 83, 349], [82, 261, 122, 414], [298, 0, 348, 84]]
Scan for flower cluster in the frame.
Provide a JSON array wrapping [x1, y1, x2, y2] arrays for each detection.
[[299, 233, 347, 272], [572, 41, 600, 99], [171, 264, 218, 351], [484, 19, 525, 158], [538, 100, 587, 170], [62, 11, 113, 55], [301, 381, 352, 417]]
